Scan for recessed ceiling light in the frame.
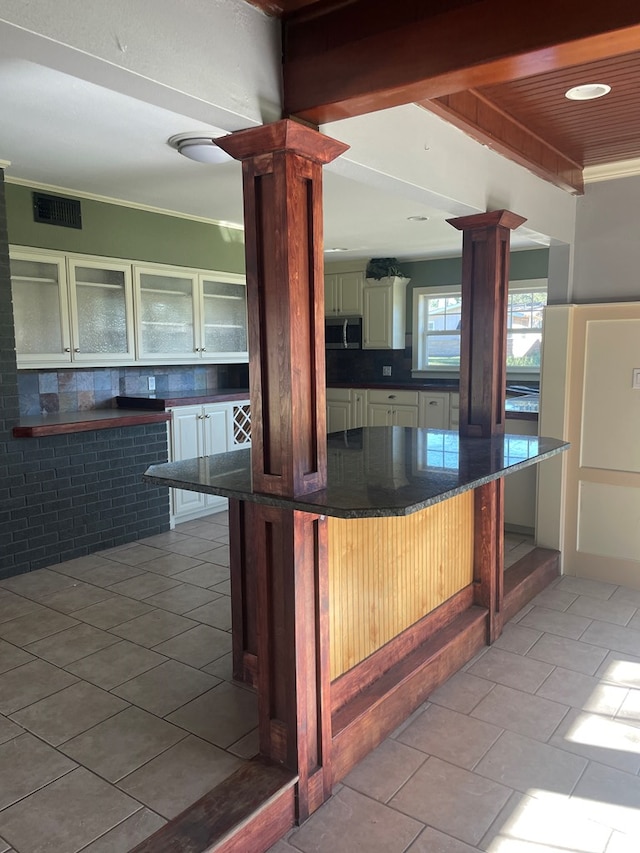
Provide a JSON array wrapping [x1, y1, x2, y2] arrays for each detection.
[[407, 215, 429, 221], [565, 83, 611, 101], [325, 247, 349, 253]]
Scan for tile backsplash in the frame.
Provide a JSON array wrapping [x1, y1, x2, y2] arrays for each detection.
[[17, 363, 250, 416]]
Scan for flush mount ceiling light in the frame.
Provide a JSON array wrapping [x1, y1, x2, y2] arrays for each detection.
[[168, 133, 233, 164], [565, 83, 611, 101], [407, 215, 429, 221], [325, 247, 349, 253]]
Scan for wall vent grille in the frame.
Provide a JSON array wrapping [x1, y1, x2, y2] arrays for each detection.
[[32, 192, 82, 229]]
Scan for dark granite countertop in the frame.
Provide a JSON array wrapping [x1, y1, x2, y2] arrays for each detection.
[[13, 409, 171, 438], [117, 389, 251, 410], [144, 426, 567, 519]]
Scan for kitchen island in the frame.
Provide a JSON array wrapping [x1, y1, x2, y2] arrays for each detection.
[[145, 426, 567, 781]]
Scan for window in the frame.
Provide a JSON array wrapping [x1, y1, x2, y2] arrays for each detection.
[[412, 279, 547, 374]]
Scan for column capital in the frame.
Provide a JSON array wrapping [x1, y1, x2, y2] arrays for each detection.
[[447, 209, 527, 232], [216, 118, 349, 164]]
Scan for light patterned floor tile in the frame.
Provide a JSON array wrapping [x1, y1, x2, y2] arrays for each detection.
[[396, 704, 502, 770], [389, 756, 512, 846], [112, 659, 220, 716], [118, 734, 243, 819], [153, 624, 232, 668], [167, 682, 257, 748], [64, 640, 166, 690], [143, 584, 219, 615], [79, 808, 166, 853], [0, 768, 141, 853], [466, 648, 554, 693], [0, 659, 79, 714], [289, 785, 423, 853], [343, 738, 427, 802], [0, 733, 76, 810], [470, 683, 569, 742], [60, 706, 187, 782], [474, 730, 587, 795], [25, 622, 120, 666], [0, 607, 79, 647], [10, 681, 129, 747], [109, 609, 198, 648], [71, 595, 155, 629]]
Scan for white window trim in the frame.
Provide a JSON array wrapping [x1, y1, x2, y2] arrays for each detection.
[[412, 278, 547, 377]]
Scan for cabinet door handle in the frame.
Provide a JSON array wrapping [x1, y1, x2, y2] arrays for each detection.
[[204, 413, 211, 418], [201, 347, 206, 352], [64, 347, 71, 352], [388, 394, 396, 399], [74, 348, 80, 353], [429, 400, 438, 406]]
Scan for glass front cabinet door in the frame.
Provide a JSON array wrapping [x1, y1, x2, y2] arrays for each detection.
[[67, 258, 134, 362], [11, 250, 135, 366], [134, 266, 199, 361], [200, 273, 248, 361], [10, 251, 71, 365]]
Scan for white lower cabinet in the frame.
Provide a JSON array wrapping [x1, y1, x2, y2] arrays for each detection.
[[326, 387, 368, 432], [326, 388, 352, 433], [419, 392, 450, 429], [367, 389, 419, 427], [169, 400, 250, 523]]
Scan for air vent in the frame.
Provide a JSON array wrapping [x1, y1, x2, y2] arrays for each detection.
[[32, 192, 82, 229]]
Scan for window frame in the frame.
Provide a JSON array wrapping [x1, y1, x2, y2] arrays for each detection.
[[412, 278, 547, 377]]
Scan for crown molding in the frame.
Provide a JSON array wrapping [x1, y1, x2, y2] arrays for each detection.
[[583, 158, 640, 184], [4, 176, 245, 231]]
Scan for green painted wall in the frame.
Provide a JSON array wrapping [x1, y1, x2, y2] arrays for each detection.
[[5, 183, 245, 273], [403, 248, 549, 328]]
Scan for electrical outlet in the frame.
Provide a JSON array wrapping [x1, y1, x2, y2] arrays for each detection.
[[148, 376, 156, 391], [382, 366, 392, 377], [633, 368, 640, 390]]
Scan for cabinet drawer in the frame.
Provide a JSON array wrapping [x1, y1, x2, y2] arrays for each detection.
[[367, 388, 419, 406], [326, 387, 352, 402]]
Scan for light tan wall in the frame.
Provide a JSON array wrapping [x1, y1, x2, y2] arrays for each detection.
[[547, 302, 640, 587]]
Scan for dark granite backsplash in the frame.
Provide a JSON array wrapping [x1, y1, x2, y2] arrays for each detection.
[[326, 340, 414, 385], [17, 363, 250, 416]]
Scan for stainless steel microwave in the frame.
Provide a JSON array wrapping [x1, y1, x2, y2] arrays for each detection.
[[325, 316, 363, 349]]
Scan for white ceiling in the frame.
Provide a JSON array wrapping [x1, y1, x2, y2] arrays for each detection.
[[0, 56, 556, 261]]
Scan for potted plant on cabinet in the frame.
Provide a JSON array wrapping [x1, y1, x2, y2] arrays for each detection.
[[365, 257, 410, 286]]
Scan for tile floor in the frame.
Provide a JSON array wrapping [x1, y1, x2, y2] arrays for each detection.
[[271, 574, 640, 853], [0, 511, 258, 853], [1, 519, 639, 852]]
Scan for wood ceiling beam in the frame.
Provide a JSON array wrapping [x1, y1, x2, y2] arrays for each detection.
[[421, 92, 584, 195], [283, 0, 640, 124]]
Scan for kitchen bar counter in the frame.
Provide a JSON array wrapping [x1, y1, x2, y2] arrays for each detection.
[[144, 426, 566, 519], [13, 408, 171, 437], [116, 388, 250, 410]]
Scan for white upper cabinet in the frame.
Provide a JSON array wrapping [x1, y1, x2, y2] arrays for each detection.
[[363, 278, 408, 349], [325, 271, 364, 316], [68, 258, 135, 363], [10, 246, 248, 368], [134, 266, 199, 361], [11, 249, 134, 367], [133, 266, 248, 363], [201, 273, 248, 360]]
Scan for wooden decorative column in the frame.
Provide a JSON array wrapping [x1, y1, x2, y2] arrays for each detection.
[[447, 210, 526, 643], [217, 121, 348, 822]]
